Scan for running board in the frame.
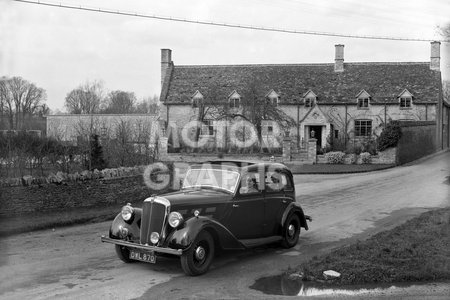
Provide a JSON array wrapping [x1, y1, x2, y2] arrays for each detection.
[[239, 236, 282, 248]]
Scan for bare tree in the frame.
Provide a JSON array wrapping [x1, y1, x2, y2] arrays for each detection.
[[65, 80, 103, 114], [0, 77, 10, 129], [207, 79, 294, 152], [0, 76, 47, 130], [102, 90, 136, 114], [135, 95, 160, 114]]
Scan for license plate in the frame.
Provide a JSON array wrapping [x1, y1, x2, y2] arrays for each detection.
[[129, 249, 156, 264]]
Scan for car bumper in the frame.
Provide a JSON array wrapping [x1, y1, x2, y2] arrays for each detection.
[[101, 235, 183, 256]]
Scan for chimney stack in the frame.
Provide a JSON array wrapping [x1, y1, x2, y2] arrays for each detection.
[[334, 44, 344, 72], [430, 41, 440, 71], [161, 49, 172, 86]]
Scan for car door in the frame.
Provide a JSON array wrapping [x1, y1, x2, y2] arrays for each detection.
[[225, 171, 265, 239], [263, 170, 293, 236]]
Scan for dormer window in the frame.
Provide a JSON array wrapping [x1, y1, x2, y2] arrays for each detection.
[[398, 89, 413, 109], [303, 90, 317, 107], [228, 91, 241, 108], [400, 97, 412, 108], [304, 98, 314, 107], [356, 90, 371, 109], [357, 98, 369, 108], [191, 90, 204, 108], [266, 89, 280, 106]]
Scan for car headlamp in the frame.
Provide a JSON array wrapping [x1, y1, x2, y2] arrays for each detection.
[[150, 232, 160, 244], [168, 211, 184, 228], [121, 204, 134, 222]]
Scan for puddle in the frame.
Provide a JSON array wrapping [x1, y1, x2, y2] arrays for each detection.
[[250, 274, 424, 297]]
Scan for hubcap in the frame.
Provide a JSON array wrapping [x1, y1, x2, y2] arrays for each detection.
[[288, 224, 296, 237], [195, 246, 206, 261]]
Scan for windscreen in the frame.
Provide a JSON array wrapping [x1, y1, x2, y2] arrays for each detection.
[[183, 168, 240, 193]]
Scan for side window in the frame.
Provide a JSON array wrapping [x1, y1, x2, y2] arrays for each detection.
[[265, 172, 292, 192], [239, 172, 260, 194]]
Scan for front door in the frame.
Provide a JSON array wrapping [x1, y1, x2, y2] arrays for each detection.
[[309, 126, 322, 149]]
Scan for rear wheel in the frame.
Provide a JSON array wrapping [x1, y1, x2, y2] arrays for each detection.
[[180, 231, 215, 276], [281, 214, 301, 248], [115, 245, 134, 263]]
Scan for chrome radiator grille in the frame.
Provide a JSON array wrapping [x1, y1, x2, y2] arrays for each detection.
[[140, 197, 170, 245]]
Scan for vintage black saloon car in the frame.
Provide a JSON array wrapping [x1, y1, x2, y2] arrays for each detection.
[[101, 160, 311, 276]]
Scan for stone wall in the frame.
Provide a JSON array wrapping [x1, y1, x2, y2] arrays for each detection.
[[1, 175, 154, 217], [1, 166, 146, 187]]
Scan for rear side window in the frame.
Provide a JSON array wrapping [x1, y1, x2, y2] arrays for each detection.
[[265, 171, 293, 192]]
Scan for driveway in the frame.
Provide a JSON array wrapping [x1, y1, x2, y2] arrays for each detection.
[[0, 151, 448, 299]]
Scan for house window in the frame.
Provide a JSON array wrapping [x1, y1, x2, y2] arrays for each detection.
[[266, 90, 280, 106], [305, 98, 314, 107], [334, 130, 339, 139], [400, 97, 412, 108], [229, 97, 240, 108], [357, 98, 369, 109], [355, 120, 372, 137], [192, 98, 201, 108], [262, 123, 275, 135], [192, 90, 204, 108], [228, 91, 241, 109], [201, 119, 215, 136], [267, 96, 279, 106]]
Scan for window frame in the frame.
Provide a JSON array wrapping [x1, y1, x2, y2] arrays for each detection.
[[399, 96, 412, 109], [229, 97, 240, 109], [200, 119, 215, 136], [304, 97, 315, 107], [357, 97, 370, 109], [354, 119, 372, 137]]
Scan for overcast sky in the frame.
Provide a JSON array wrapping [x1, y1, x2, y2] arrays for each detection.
[[2, 0, 450, 112]]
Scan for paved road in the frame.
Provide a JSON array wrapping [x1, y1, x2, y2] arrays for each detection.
[[0, 151, 449, 299]]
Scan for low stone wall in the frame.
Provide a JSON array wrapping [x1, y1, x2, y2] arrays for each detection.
[[0, 175, 154, 217], [317, 148, 397, 165], [161, 153, 282, 163], [0, 166, 146, 187]]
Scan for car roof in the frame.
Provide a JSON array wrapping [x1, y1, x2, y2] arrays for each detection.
[[189, 160, 290, 174]]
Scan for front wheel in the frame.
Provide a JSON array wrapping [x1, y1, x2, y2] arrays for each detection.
[[115, 245, 134, 263], [281, 214, 301, 248], [180, 231, 215, 276]]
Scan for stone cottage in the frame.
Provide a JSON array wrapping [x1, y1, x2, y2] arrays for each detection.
[[159, 43, 445, 152]]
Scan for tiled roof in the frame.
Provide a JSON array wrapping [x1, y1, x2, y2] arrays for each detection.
[[162, 62, 441, 104]]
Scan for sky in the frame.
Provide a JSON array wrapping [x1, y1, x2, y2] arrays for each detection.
[[2, 0, 450, 112]]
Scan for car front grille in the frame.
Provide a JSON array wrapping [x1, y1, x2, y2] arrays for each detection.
[[140, 197, 170, 245]]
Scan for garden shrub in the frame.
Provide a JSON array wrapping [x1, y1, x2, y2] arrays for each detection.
[[378, 121, 402, 151], [360, 152, 371, 164], [347, 153, 357, 164], [325, 151, 346, 164]]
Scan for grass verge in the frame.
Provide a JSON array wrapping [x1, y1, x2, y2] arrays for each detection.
[[296, 207, 450, 285]]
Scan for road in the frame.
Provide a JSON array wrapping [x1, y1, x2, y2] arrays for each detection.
[[0, 151, 449, 299]]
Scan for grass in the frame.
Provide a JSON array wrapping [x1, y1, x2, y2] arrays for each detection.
[[295, 207, 450, 285]]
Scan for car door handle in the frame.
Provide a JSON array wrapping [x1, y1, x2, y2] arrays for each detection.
[[282, 200, 287, 203], [233, 204, 239, 208]]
